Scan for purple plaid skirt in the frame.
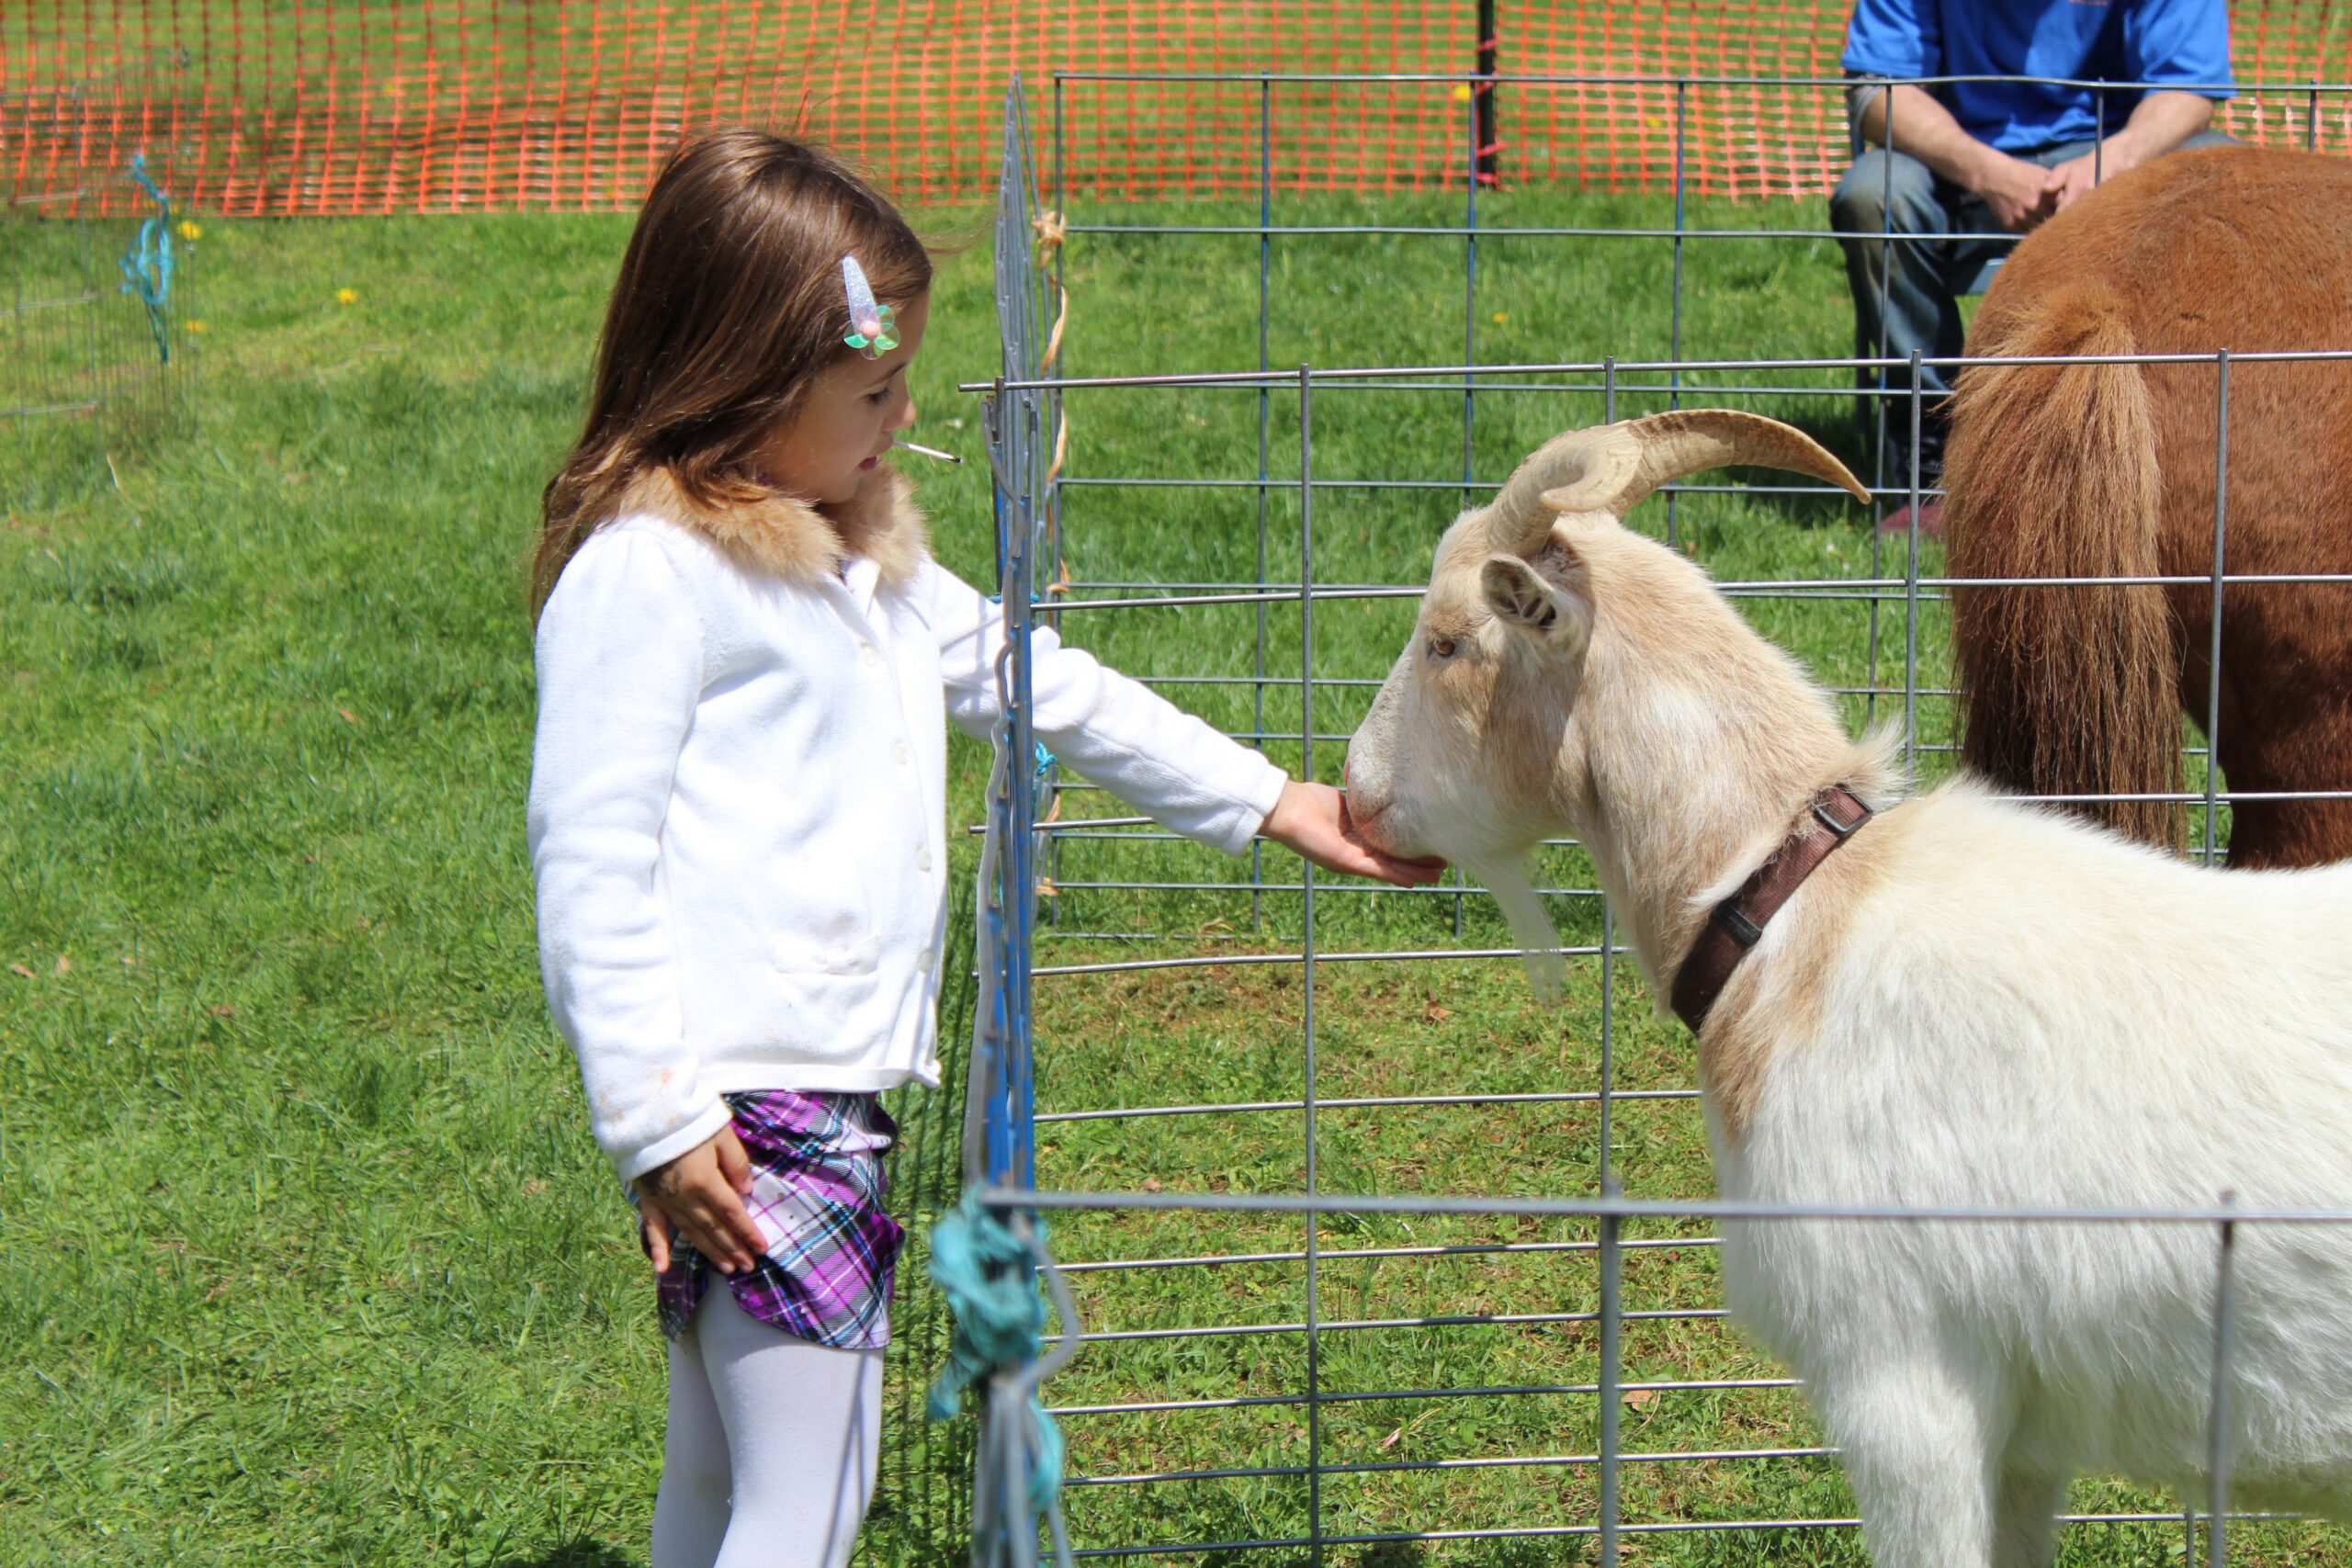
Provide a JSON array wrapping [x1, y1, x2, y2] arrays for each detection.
[[642, 1090, 904, 1350]]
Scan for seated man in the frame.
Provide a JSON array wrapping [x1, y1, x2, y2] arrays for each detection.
[[1832, 0, 2233, 525]]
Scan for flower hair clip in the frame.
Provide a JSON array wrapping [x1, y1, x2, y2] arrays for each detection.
[[840, 254, 899, 359]]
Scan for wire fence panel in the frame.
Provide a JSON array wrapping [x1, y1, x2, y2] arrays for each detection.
[[865, 866, 980, 1566], [3, 156, 198, 506], [6, 2, 2352, 212], [964, 74, 2352, 1567]]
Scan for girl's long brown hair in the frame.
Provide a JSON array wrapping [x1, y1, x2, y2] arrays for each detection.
[[535, 129, 931, 613]]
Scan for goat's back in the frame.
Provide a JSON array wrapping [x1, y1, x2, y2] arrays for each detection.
[[1721, 784, 2352, 1510]]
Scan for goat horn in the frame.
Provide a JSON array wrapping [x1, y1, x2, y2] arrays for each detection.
[[1488, 410, 1871, 550]]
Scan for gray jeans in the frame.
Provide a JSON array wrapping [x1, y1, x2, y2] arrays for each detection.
[[1828, 129, 2233, 478]]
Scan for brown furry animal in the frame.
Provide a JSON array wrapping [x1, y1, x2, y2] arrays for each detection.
[[1945, 146, 2352, 867]]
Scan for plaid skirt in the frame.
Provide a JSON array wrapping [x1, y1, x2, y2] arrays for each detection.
[[639, 1090, 904, 1351]]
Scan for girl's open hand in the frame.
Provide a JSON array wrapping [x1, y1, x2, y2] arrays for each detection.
[[638, 1123, 765, 1276], [1260, 779, 1449, 887]]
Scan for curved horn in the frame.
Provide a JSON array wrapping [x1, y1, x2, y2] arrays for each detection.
[[1487, 410, 1871, 551]]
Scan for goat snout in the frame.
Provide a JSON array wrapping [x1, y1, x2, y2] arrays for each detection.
[[1338, 760, 1396, 850]]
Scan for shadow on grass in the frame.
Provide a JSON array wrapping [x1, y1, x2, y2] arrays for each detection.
[[1357, 1540, 1571, 1567], [489, 1542, 635, 1568]]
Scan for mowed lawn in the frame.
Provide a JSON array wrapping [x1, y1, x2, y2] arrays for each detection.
[[1, 176, 2329, 1568]]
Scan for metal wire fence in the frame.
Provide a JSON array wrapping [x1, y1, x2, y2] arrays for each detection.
[[956, 71, 2352, 1568], [867, 866, 981, 1566], [2, 147, 198, 507]]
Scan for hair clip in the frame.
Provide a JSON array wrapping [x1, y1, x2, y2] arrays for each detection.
[[841, 254, 899, 359]]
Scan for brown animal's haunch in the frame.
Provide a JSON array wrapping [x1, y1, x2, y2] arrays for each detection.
[[1944, 146, 2352, 868]]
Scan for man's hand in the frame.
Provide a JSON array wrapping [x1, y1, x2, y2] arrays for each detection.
[[1857, 83, 2056, 233], [639, 1123, 764, 1275], [1856, 85, 2062, 233], [2051, 94, 2218, 216], [1974, 152, 2063, 232], [2048, 152, 2102, 213], [1260, 779, 1447, 886]]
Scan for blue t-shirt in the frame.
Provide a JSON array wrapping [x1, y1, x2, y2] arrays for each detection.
[[1842, 0, 2233, 152]]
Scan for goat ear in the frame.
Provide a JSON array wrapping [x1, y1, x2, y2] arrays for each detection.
[[1481, 543, 1592, 653]]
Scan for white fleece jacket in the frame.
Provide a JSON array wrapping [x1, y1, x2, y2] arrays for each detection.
[[528, 467, 1286, 1182]]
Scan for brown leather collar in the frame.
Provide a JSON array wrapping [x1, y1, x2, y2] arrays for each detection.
[[1668, 785, 1873, 1034]]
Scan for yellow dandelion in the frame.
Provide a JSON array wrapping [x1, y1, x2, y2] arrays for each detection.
[[185, 319, 207, 333], [1490, 311, 1509, 325], [335, 287, 358, 306], [177, 219, 202, 242]]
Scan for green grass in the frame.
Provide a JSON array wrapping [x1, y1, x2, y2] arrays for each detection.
[[0, 185, 2308, 1568], [0, 210, 1004, 1567]]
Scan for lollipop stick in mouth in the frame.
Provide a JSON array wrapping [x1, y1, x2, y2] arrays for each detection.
[[892, 440, 962, 465]]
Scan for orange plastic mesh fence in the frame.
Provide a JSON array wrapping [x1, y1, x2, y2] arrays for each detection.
[[4, 2, 2347, 215]]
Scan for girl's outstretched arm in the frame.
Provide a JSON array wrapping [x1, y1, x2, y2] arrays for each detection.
[[1261, 779, 1448, 886], [930, 563, 1444, 885]]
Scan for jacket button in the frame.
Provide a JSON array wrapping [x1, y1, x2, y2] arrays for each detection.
[[916, 847, 933, 873], [860, 645, 880, 668], [894, 741, 910, 766], [916, 946, 935, 973]]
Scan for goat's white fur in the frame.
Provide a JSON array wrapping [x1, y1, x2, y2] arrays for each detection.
[[1343, 412, 2352, 1567], [1458, 852, 1567, 1005]]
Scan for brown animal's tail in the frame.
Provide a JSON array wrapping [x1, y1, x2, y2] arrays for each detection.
[[1945, 279, 2183, 850]]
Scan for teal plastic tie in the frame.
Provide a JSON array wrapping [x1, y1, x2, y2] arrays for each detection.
[[925, 1190, 1066, 1517], [117, 153, 176, 365]]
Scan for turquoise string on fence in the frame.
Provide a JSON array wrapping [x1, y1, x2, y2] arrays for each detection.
[[118, 153, 176, 366], [925, 1190, 1067, 1518]]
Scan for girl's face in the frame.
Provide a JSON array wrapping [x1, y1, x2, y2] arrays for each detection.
[[756, 292, 930, 507]]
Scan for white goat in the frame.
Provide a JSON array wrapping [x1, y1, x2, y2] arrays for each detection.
[[1341, 410, 2352, 1568]]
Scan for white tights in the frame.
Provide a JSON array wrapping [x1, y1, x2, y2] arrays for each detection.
[[650, 1287, 885, 1568]]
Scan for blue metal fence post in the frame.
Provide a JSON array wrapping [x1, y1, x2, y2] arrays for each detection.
[[965, 77, 1051, 1565]]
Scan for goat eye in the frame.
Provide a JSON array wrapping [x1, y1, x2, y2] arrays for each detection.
[[1427, 636, 1456, 660]]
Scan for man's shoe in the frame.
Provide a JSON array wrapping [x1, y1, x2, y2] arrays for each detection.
[[1876, 500, 1943, 538]]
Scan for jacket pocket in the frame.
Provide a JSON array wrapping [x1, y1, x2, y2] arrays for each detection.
[[773, 931, 883, 977], [764, 932, 887, 1050]]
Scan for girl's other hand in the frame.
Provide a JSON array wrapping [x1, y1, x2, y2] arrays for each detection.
[[1261, 779, 1449, 887], [638, 1124, 765, 1276]]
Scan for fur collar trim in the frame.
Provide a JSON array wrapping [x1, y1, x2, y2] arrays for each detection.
[[611, 464, 930, 590]]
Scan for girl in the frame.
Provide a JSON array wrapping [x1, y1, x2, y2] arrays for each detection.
[[526, 130, 1442, 1568]]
